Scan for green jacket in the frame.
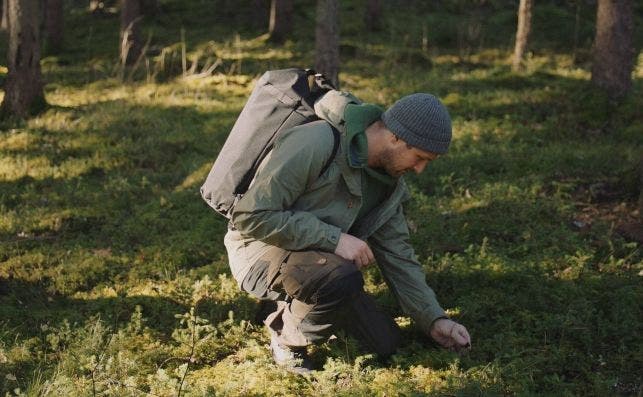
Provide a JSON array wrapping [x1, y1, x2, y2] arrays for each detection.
[[229, 92, 447, 334]]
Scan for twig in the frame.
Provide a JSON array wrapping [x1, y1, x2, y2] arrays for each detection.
[[187, 53, 199, 75], [181, 28, 187, 77], [181, 58, 222, 80], [117, 16, 144, 81], [157, 355, 196, 370], [91, 333, 115, 397], [127, 33, 153, 82], [176, 313, 197, 397]]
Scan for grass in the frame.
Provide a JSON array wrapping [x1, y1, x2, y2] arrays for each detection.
[[0, 0, 641, 395]]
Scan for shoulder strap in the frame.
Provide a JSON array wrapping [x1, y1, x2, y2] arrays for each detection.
[[318, 126, 340, 177]]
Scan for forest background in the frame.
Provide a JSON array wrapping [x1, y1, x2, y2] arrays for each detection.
[[0, 0, 641, 395]]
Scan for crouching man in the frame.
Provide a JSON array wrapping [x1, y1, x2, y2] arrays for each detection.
[[224, 93, 471, 374]]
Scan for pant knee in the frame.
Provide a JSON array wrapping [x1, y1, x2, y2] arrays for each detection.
[[279, 251, 362, 304], [316, 267, 363, 304]]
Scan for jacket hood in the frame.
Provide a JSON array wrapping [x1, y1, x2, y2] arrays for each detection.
[[313, 90, 361, 131]]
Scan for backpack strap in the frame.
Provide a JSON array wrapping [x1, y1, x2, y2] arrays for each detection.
[[319, 126, 340, 177]]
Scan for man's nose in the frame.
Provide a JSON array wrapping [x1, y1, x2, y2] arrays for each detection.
[[414, 160, 428, 174]]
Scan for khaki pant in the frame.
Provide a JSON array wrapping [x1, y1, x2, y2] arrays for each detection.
[[241, 249, 400, 357]]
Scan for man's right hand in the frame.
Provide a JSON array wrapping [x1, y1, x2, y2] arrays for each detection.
[[430, 318, 471, 353], [334, 233, 374, 269]]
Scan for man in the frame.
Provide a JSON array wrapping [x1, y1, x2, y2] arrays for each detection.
[[224, 92, 471, 373]]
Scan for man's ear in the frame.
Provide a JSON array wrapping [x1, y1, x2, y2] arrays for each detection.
[[388, 131, 401, 144], [380, 123, 403, 147]]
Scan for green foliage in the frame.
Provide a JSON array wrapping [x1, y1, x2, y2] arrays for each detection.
[[0, 0, 641, 395]]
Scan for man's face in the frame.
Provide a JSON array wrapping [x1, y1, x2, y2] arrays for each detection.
[[380, 137, 439, 178]]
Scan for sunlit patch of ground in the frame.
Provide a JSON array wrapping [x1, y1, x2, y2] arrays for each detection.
[[0, 1, 641, 395]]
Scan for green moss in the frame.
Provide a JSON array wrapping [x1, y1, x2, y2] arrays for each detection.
[[0, 0, 641, 395]]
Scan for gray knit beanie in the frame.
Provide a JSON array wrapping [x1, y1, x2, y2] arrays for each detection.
[[381, 93, 452, 154]]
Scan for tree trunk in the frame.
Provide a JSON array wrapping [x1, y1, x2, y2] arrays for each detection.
[[251, 0, 269, 31], [268, 0, 292, 43], [315, 0, 340, 88], [591, 0, 635, 100], [140, 0, 158, 17], [120, 0, 142, 66], [512, 0, 533, 72], [1, 0, 46, 118], [639, 155, 643, 225], [44, 0, 63, 53], [364, 0, 382, 32], [1, 0, 8, 30]]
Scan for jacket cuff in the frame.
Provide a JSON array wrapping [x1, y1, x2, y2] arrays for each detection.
[[318, 224, 342, 252], [417, 304, 448, 335]]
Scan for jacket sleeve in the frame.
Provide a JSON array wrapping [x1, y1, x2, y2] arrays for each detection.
[[368, 204, 447, 334], [230, 125, 342, 252]]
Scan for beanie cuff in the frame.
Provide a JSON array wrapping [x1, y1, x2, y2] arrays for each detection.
[[382, 113, 450, 154]]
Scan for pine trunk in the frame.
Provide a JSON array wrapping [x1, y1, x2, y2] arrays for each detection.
[[140, 0, 158, 16], [1, 0, 46, 118], [639, 155, 643, 225], [268, 0, 293, 43], [44, 0, 63, 53], [120, 0, 142, 66], [252, 0, 269, 31], [591, 0, 634, 100], [364, 0, 382, 32], [512, 0, 533, 72], [1, 0, 8, 30], [315, 0, 340, 88]]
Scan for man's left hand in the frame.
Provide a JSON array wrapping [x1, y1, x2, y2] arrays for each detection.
[[429, 318, 471, 353]]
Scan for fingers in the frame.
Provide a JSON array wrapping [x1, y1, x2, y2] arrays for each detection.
[[356, 245, 375, 269], [453, 325, 471, 347], [355, 253, 367, 269], [365, 245, 375, 265], [457, 325, 471, 347], [449, 324, 471, 354], [334, 233, 374, 268], [431, 319, 472, 352]]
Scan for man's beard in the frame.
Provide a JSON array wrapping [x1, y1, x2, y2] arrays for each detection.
[[378, 146, 409, 178]]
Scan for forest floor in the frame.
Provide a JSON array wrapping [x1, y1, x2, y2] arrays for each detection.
[[0, 1, 641, 396]]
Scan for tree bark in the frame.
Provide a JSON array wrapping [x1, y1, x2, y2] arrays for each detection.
[[639, 155, 643, 225], [364, 0, 382, 32], [1, 0, 46, 118], [251, 0, 269, 31], [44, 0, 63, 53], [120, 0, 142, 66], [591, 0, 635, 100], [140, 0, 158, 17], [268, 0, 293, 43], [315, 0, 340, 88], [512, 0, 533, 72], [1, 0, 8, 30]]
